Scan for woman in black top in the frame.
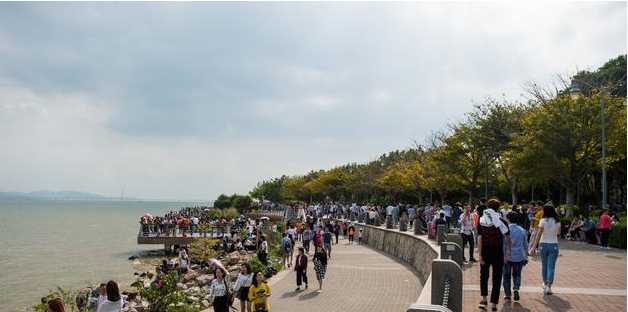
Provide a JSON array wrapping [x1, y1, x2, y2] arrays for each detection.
[[313, 246, 328, 292]]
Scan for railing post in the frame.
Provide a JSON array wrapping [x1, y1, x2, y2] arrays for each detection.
[[430, 259, 462, 312], [436, 225, 447, 245]]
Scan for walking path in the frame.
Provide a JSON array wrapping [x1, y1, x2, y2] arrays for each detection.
[[204, 236, 423, 312], [462, 239, 627, 312], [203, 223, 626, 312]]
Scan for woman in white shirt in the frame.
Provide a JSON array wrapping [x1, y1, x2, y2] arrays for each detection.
[[233, 263, 254, 312], [530, 204, 561, 295], [96, 280, 123, 312], [210, 267, 231, 312]]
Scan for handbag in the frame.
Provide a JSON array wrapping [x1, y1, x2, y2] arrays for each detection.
[[224, 280, 234, 306]]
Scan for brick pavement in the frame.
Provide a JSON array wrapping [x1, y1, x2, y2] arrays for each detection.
[[204, 236, 424, 312], [462, 239, 627, 312], [203, 223, 626, 312]]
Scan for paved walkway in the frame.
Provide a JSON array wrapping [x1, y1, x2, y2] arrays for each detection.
[[460, 239, 626, 312], [204, 236, 423, 312]]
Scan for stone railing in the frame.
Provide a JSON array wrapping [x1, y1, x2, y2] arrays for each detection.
[[358, 221, 463, 312]]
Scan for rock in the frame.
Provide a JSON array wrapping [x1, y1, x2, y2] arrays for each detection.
[[177, 282, 188, 290], [134, 272, 139, 275], [128, 256, 138, 260], [122, 288, 139, 301], [195, 274, 213, 286], [182, 271, 198, 283], [139, 272, 147, 277], [130, 280, 143, 288], [202, 300, 210, 307], [189, 296, 199, 303]]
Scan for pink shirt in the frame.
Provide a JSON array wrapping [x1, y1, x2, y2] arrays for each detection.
[[599, 214, 612, 230]]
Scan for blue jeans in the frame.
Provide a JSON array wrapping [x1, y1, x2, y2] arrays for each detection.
[[502, 260, 524, 296], [539, 242, 559, 283]]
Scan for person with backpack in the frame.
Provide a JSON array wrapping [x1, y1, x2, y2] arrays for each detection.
[[281, 233, 292, 269], [477, 199, 512, 311]]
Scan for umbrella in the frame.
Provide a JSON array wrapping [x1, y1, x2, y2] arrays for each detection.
[[142, 213, 154, 220], [208, 258, 225, 269]]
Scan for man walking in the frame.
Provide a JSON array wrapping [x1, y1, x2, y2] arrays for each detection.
[[503, 212, 528, 302], [323, 228, 333, 258]]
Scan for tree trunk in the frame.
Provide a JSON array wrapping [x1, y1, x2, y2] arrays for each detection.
[[565, 187, 575, 219], [468, 192, 474, 207], [510, 180, 517, 206]]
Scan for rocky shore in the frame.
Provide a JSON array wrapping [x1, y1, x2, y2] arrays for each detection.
[[61, 248, 278, 312]]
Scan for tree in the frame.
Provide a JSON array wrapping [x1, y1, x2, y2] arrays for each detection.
[[513, 93, 626, 217], [249, 176, 286, 203], [213, 194, 231, 209], [469, 98, 529, 204]]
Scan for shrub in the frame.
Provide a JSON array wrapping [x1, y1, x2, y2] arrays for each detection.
[[207, 208, 223, 220], [189, 237, 220, 261], [33, 286, 90, 312], [223, 208, 239, 220], [138, 271, 191, 312], [247, 258, 265, 273], [610, 225, 627, 249], [214, 194, 232, 209], [232, 195, 253, 210]]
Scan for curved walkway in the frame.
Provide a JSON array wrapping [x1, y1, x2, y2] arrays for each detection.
[[263, 237, 422, 312]]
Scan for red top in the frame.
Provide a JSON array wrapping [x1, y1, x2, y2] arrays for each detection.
[[599, 214, 612, 230]]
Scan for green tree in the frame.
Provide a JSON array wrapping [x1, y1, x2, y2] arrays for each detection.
[[213, 194, 231, 209], [514, 93, 626, 217]]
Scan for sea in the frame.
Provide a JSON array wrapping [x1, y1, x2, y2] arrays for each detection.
[[0, 199, 205, 312]]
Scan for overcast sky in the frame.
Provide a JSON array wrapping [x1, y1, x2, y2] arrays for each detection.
[[0, 2, 625, 200]]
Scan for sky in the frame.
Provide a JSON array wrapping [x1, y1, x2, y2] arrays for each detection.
[[0, 2, 625, 200]]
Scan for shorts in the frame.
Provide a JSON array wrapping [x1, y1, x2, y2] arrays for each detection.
[[238, 286, 251, 301]]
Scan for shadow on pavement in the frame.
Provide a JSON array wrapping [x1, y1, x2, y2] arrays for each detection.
[[298, 290, 321, 301]]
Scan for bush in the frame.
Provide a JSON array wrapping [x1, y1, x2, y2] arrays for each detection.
[[138, 271, 192, 312], [223, 208, 239, 220], [33, 286, 90, 312], [610, 225, 627, 249], [214, 194, 232, 209], [188, 237, 220, 261], [232, 195, 253, 210], [247, 258, 265, 273], [207, 209, 223, 220]]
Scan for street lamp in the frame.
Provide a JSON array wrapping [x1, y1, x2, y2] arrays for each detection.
[[569, 81, 582, 101], [569, 79, 606, 210]]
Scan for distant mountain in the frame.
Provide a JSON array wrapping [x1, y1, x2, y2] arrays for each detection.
[[0, 190, 106, 199]]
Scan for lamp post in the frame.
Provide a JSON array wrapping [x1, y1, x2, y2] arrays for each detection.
[[569, 81, 606, 210]]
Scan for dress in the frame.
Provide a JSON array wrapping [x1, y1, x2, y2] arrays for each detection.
[[313, 251, 327, 280]]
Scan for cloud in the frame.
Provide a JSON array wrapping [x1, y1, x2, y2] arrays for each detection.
[[0, 1, 624, 199]]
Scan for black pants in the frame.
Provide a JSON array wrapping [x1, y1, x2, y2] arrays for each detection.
[[461, 233, 475, 260], [213, 295, 229, 312], [296, 269, 308, 286], [349, 234, 354, 243], [480, 247, 504, 304], [600, 229, 611, 247], [258, 252, 268, 266]]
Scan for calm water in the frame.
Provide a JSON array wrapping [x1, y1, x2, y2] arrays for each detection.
[[0, 200, 203, 312]]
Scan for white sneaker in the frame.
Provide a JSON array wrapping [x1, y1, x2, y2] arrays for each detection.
[[546, 286, 553, 295], [542, 284, 548, 295]]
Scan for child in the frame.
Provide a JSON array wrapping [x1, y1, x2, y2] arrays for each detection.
[[358, 228, 363, 244]]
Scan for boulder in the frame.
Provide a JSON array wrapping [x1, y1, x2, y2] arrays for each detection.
[[189, 296, 199, 303], [182, 271, 198, 283], [195, 274, 213, 286], [202, 300, 211, 308], [122, 288, 139, 301]]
